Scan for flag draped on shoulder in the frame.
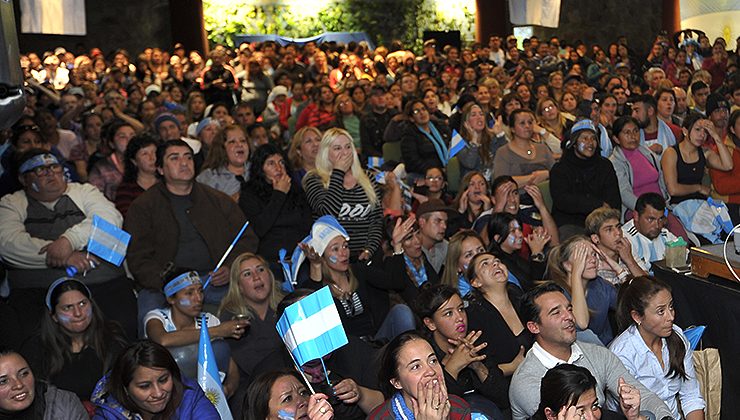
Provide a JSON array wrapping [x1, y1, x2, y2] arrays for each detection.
[[87, 215, 131, 266], [276, 286, 348, 366], [198, 315, 233, 420]]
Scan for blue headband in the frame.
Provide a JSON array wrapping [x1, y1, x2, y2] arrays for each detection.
[[164, 271, 202, 297], [570, 119, 596, 135], [19, 153, 59, 174], [45, 277, 92, 311]]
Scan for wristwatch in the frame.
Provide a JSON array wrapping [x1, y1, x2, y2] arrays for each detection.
[[531, 252, 546, 262]]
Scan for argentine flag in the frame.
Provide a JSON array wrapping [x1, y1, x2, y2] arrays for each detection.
[[368, 156, 384, 168], [276, 286, 348, 366], [198, 315, 233, 420], [448, 129, 466, 160], [87, 215, 131, 266]]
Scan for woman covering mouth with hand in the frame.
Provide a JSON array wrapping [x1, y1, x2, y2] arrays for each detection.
[[0, 348, 88, 419], [414, 285, 509, 419], [368, 331, 472, 420]]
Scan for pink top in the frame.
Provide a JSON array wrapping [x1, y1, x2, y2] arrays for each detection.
[[623, 148, 663, 198]]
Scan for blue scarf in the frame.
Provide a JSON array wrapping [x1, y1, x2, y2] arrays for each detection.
[[417, 123, 448, 165], [458, 272, 472, 297], [404, 255, 428, 286], [390, 392, 415, 420]]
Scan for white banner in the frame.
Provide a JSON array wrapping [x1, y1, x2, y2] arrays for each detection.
[[508, 0, 562, 28], [20, 0, 86, 35]]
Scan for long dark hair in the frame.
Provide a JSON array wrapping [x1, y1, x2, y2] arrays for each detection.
[[108, 341, 185, 419], [378, 331, 426, 397], [534, 364, 598, 420], [123, 133, 159, 182], [413, 284, 460, 339], [245, 143, 293, 199], [616, 276, 687, 380], [41, 279, 127, 377], [486, 212, 518, 253], [244, 370, 305, 420]]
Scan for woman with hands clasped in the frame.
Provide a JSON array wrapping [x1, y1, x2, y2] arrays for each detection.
[[547, 236, 618, 346], [244, 370, 335, 420], [465, 253, 532, 378], [534, 364, 646, 420], [454, 172, 493, 228], [369, 331, 473, 420], [661, 114, 733, 205], [415, 285, 509, 419]]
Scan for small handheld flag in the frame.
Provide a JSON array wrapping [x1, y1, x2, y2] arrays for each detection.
[[87, 215, 131, 266], [198, 315, 233, 420], [278, 248, 295, 293], [203, 220, 250, 289], [276, 286, 348, 367], [448, 129, 466, 160], [684, 325, 706, 351], [368, 156, 384, 168]]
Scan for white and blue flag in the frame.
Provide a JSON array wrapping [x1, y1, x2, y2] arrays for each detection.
[[276, 286, 348, 366], [87, 215, 130, 266], [198, 315, 233, 420], [448, 129, 466, 160], [368, 156, 384, 168]]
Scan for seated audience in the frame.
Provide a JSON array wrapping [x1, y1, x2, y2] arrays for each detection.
[[508, 283, 673, 420], [550, 119, 621, 239], [709, 109, 740, 224], [369, 331, 473, 419], [88, 120, 135, 201], [91, 340, 220, 419], [440, 230, 486, 296], [0, 348, 88, 419], [492, 109, 555, 185], [584, 207, 648, 286], [114, 133, 159, 217], [21, 278, 128, 402], [609, 276, 705, 420], [401, 99, 452, 178], [465, 253, 532, 375], [622, 193, 679, 272], [547, 236, 617, 345], [486, 212, 549, 291], [244, 370, 335, 420], [239, 143, 312, 262], [0, 149, 137, 344], [196, 124, 252, 201], [303, 128, 384, 259], [287, 126, 321, 185], [414, 284, 509, 418]]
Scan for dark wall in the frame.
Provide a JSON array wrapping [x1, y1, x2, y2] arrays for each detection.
[[531, 0, 663, 58], [14, 0, 172, 58]]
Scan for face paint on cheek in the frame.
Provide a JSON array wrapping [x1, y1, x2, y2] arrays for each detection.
[[178, 299, 194, 307], [328, 255, 338, 264], [277, 409, 296, 420], [56, 313, 74, 324], [577, 142, 587, 153]]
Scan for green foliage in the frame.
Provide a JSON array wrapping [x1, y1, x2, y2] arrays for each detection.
[[203, 0, 475, 52]]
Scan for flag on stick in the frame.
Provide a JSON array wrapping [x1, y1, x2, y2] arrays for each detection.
[[198, 315, 233, 420]]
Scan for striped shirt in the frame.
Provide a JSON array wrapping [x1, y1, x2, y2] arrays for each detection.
[[303, 168, 383, 257]]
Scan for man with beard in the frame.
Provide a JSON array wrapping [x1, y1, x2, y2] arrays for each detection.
[[509, 283, 673, 420], [631, 94, 677, 157], [621, 192, 678, 272]]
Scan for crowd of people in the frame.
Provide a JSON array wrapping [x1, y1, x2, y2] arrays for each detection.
[[1, 26, 738, 419]]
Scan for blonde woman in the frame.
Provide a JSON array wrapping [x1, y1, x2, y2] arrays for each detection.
[[217, 252, 285, 409], [302, 128, 383, 259], [288, 126, 321, 183]]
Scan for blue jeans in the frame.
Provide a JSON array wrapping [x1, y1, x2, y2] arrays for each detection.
[[374, 304, 416, 342]]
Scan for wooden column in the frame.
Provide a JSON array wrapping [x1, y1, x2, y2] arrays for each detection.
[[169, 0, 207, 54], [476, 0, 509, 42], [662, 0, 681, 35]]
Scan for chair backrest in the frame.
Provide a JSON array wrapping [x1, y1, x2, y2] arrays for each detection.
[[537, 180, 552, 211], [382, 141, 402, 163], [447, 157, 461, 194]]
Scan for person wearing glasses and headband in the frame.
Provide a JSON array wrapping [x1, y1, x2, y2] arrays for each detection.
[[0, 149, 137, 349]]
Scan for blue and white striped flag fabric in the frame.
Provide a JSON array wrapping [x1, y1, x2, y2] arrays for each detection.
[[276, 286, 348, 366], [278, 248, 295, 293], [368, 156, 384, 168], [198, 315, 233, 420], [87, 215, 130, 266], [448, 129, 466, 160]]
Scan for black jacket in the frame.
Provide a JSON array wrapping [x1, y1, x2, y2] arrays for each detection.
[[400, 120, 451, 175], [549, 146, 621, 227]]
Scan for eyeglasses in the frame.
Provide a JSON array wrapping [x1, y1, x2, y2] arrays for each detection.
[[426, 176, 443, 181], [14, 124, 40, 134], [27, 163, 63, 177], [412, 108, 428, 115], [543, 105, 555, 112]]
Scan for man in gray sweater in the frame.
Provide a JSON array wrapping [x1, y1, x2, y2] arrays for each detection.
[[509, 283, 674, 420]]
